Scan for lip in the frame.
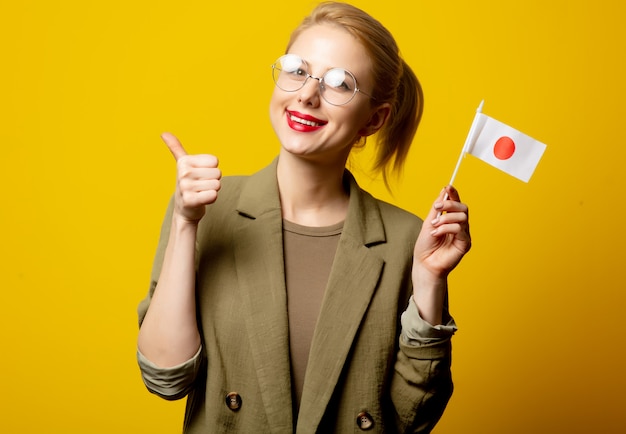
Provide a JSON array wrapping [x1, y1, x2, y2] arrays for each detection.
[[286, 110, 327, 132]]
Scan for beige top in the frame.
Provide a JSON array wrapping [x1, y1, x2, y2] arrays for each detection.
[[282, 219, 344, 412]]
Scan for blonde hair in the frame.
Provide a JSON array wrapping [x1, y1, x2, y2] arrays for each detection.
[[286, 1, 423, 184]]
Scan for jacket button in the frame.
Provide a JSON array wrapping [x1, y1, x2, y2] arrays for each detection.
[[356, 411, 374, 430], [225, 392, 242, 411]]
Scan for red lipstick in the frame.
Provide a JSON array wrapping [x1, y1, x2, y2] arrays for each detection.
[[286, 110, 327, 132]]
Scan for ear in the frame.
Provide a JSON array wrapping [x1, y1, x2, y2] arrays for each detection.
[[358, 103, 391, 137]]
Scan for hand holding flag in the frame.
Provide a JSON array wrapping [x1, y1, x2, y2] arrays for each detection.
[[438, 102, 546, 218]]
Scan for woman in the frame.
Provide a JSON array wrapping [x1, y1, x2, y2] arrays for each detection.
[[137, 2, 471, 433]]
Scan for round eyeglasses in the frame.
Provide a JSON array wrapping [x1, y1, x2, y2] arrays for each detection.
[[271, 54, 375, 106]]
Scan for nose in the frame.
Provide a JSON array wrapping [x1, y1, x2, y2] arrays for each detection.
[[297, 74, 322, 106]]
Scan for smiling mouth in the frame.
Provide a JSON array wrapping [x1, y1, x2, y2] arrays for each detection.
[[287, 112, 327, 128], [290, 114, 322, 127]]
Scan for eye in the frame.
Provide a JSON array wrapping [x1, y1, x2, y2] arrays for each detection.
[[293, 67, 307, 77], [324, 68, 354, 92], [280, 55, 307, 78]]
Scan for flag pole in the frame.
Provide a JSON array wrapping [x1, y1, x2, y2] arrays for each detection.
[[438, 100, 484, 216], [448, 100, 484, 186]]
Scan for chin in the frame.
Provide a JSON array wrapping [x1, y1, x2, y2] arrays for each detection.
[[280, 141, 316, 157]]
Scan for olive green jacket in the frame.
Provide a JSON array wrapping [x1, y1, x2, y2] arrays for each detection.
[[138, 160, 455, 433]]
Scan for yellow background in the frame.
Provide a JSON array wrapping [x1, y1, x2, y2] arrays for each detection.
[[2, 0, 624, 432]]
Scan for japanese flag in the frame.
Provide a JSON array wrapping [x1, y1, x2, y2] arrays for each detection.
[[467, 113, 546, 182]]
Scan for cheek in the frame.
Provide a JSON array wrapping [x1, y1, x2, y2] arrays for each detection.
[[269, 89, 279, 112], [269, 91, 284, 129], [345, 106, 374, 134]]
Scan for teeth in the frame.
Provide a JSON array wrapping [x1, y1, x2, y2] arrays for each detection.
[[290, 114, 322, 127]]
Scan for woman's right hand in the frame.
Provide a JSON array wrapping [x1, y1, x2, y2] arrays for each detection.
[[162, 132, 222, 223]]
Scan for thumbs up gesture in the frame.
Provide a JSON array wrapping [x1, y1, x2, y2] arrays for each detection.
[[161, 132, 221, 223]]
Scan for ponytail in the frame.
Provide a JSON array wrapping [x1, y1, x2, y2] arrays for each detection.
[[373, 60, 423, 186]]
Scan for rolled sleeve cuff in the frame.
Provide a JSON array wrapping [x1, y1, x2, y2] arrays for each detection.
[[137, 346, 203, 401], [401, 296, 457, 347]]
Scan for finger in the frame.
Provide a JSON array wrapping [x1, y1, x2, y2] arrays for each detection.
[[185, 166, 221, 181], [430, 187, 468, 228], [179, 178, 222, 194], [445, 185, 461, 202], [436, 186, 467, 214], [432, 209, 468, 228], [429, 187, 447, 219], [161, 132, 188, 161], [184, 155, 220, 170], [181, 188, 220, 207]]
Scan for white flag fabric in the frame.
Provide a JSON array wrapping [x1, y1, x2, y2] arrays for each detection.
[[467, 113, 546, 182]]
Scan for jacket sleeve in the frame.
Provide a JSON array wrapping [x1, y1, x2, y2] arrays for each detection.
[[391, 296, 457, 433], [136, 346, 204, 401]]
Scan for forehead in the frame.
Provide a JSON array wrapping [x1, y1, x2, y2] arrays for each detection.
[[288, 24, 373, 79]]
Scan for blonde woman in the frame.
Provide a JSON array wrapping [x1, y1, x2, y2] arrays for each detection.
[[137, 2, 471, 432]]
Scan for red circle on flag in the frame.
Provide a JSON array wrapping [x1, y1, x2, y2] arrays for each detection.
[[493, 136, 515, 160]]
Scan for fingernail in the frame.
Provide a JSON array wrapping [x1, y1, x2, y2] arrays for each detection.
[[434, 202, 443, 209], [431, 217, 439, 225], [430, 228, 438, 236]]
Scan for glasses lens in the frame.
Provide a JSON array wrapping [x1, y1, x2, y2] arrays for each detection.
[[321, 68, 357, 105], [272, 54, 307, 92]]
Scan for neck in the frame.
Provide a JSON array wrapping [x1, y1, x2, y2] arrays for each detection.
[[276, 152, 350, 227]]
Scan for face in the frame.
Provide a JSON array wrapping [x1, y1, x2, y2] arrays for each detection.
[[269, 24, 389, 166]]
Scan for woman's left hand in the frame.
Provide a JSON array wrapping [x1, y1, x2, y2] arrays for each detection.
[[413, 185, 471, 279]]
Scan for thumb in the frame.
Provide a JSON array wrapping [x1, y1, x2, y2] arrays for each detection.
[[161, 132, 187, 161]]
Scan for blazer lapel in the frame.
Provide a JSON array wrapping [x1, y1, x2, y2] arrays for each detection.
[[233, 160, 294, 431], [297, 172, 387, 431]]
